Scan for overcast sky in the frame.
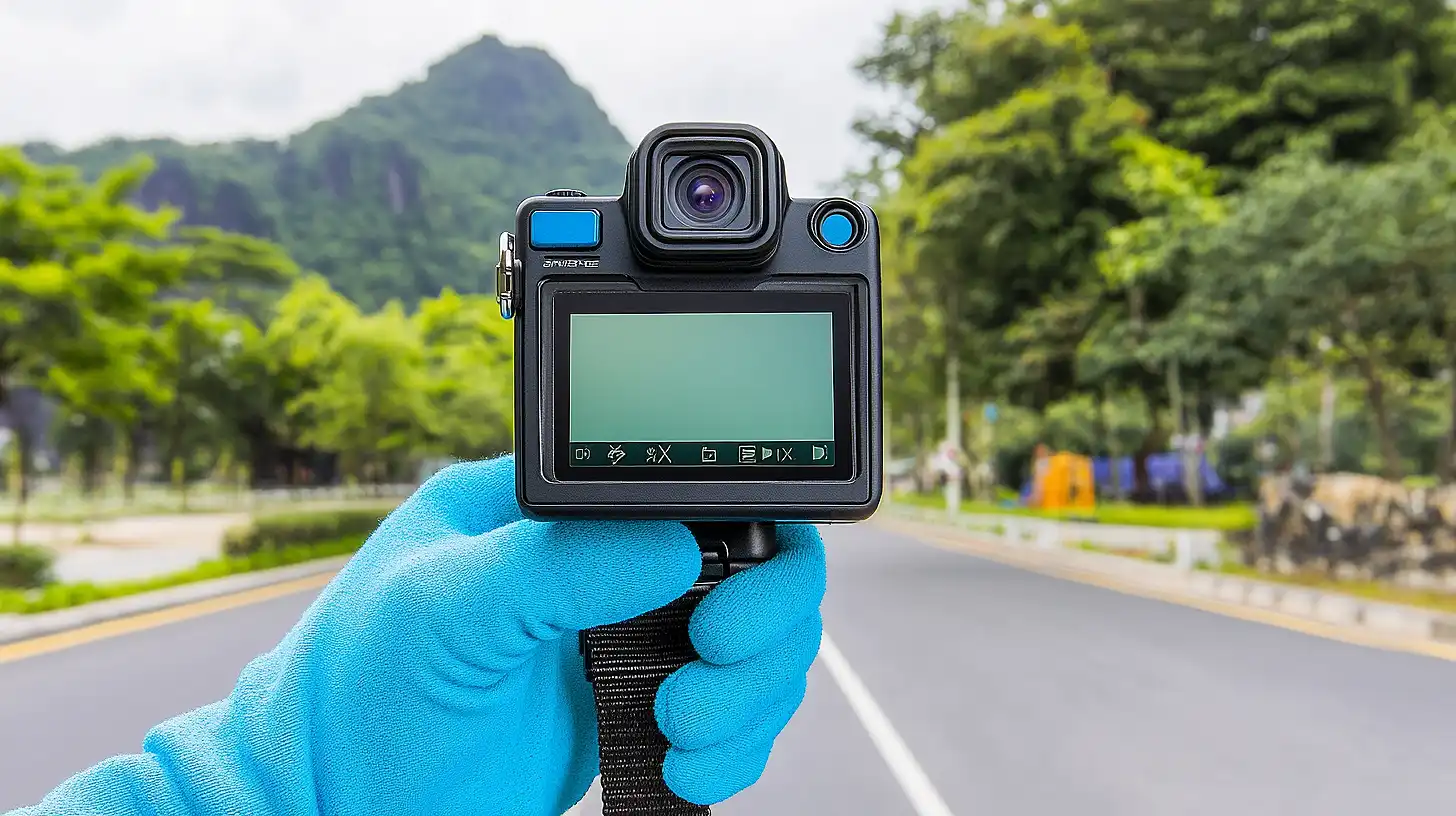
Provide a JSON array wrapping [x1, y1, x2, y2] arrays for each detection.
[[0, 0, 956, 195]]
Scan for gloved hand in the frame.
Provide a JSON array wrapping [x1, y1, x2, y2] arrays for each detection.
[[11, 454, 826, 815]]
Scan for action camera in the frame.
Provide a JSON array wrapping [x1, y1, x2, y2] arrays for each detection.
[[498, 122, 882, 522]]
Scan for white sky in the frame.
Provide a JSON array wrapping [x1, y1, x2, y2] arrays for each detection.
[[0, 0, 955, 195]]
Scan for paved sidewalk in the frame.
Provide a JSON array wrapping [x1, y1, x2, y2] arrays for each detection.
[[4, 514, 247, 584], [6, 498, 401, 586]]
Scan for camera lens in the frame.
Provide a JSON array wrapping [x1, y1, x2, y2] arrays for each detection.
[[675, 164, 736, 222], [687, 175, 727, 215]]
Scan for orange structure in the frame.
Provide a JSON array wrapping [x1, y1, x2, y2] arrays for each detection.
[[1026, 446, 1096, 511]]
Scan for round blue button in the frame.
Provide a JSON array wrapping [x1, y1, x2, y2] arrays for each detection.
[[819, 212, 856, 248]]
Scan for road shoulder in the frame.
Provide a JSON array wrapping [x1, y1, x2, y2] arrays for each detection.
[[874, 511, 1456, 661], [0, 556, 348, 648]]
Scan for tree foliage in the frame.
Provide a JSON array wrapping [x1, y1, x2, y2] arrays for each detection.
[[1, 144, 517, 517], [1058, 0, 1456, 172], [859, 0, 1456, 496], [0, 150, 185, 416]]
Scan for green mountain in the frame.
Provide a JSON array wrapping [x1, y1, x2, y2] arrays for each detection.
[[23, 35, 631, 309]]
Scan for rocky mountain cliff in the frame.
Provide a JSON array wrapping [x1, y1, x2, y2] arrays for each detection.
[[24, 35, 631, 308]]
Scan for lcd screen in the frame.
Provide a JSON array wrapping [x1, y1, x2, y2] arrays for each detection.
[[553, 291, 852, 481]]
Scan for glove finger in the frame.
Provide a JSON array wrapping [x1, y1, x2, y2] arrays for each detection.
[[689, 524, 826, 666], [656, 613, 821, 751], [376, 454, 523, 542], [662, 680, 807, 805], [421, 518, 702, 674]]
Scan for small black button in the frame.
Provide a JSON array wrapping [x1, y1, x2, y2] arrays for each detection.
[[544, 188, 587, 197]]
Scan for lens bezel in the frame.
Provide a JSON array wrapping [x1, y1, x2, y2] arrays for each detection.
[[625, 124, 786, 269], [659, 153, 753, 233]]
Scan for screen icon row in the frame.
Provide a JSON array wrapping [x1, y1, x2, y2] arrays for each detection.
[[733, 445, 828, 464], [568, 442, 832, 467]]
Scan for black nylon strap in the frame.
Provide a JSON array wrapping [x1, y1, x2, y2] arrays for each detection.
[[583, 583, 714, 815]]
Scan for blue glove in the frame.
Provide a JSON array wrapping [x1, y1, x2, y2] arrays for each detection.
[[10, 454, 826, 815]]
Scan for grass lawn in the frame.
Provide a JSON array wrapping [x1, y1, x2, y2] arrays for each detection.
[[1074, 541, 1178, 564], [1215, 562, 1456, 616], [893, 491, 1258, 531], [1074, 540, 1456, 616]]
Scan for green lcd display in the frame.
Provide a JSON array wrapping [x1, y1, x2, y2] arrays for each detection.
[[554, 291, 852, 481]]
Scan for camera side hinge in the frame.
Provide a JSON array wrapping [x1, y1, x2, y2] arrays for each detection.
[[496, 231, 519, 320]]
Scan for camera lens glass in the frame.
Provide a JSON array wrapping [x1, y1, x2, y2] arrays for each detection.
[[687, 175, 727, 215], [675, 164, 736, 222]]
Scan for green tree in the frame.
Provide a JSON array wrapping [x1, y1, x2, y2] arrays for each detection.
[[51, 409, 115, 497], [1381, 106, 1456, 481], [1187, 149, 1436, 479], [70, 222, 299, 501], [262, 275, 362, 481], [861, 11, 1151, 506], [285, 299, 434, 485], [414, 289, 514, 461], [1084, 134, 1243, 503], [870, 10, 1238, 496], [0, 149, 187, 528], [1059, 0, 1456, 173]]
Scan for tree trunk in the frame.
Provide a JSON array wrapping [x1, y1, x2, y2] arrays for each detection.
[[1, 377, 14, 545], [1442, 324, 1456, 484], [81, 441, 101, 497], [915, 411, 930, 492], [979, 404, 997, 502], [943, 288, 962, 514], [1319, 369, 1337, 474], [12, 419, 32, 545], [1098, 390, 1122, 501], [1133, 392, 1164, 500], [1355, 354, 1403, 481], [1168, 359, 1204, 507], [123, 424, 143, 503], [1445, 365, 1456, 485]]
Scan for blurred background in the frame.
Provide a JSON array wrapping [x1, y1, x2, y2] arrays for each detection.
[[4, 2, 1456, 814]]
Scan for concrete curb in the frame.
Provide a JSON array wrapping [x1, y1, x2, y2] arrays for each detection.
[[882, 506, 1225, 558], [876, 507, 1456, 647], [0, 556, 351, 646]]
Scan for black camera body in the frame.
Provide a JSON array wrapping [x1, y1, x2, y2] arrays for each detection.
[[501, 122, 881, 522]]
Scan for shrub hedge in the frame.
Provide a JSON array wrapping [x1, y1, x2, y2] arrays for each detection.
[[0, 545, 56, 589], [0, 537, 366, 615], [0, 505, 399, 616], [224, 507, 392, 557]]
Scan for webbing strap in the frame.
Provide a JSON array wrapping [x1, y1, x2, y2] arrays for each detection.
[[582, 583, 714, 815]]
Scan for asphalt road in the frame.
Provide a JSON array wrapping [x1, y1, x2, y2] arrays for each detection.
[[4, 523, 1455, 814]]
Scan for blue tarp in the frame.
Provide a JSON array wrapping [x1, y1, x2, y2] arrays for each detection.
[[1020, 453, 1227, 503]]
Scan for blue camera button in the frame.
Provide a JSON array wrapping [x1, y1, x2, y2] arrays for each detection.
[[818, 212, 855, 248], [530, 210, 601, 250]]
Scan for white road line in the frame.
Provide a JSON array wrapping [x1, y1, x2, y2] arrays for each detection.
[[819, 632, 957, 816], [564, 779, 600, 815]]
